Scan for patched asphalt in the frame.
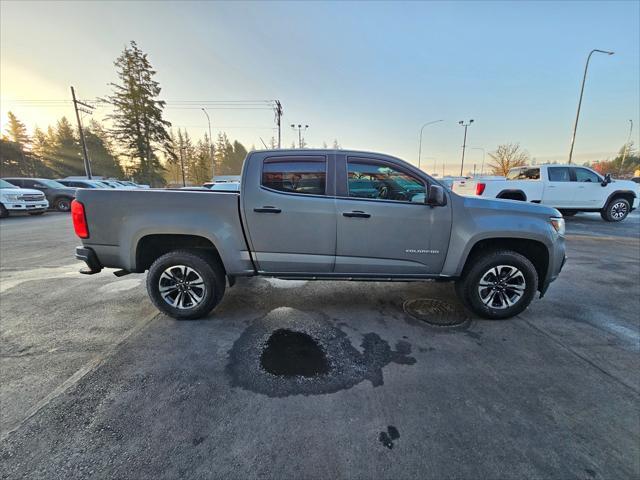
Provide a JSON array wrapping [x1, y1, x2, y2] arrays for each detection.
[[0, 211, 639, 479]]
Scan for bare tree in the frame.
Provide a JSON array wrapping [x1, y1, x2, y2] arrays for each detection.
[[487, 143, 530, 176]]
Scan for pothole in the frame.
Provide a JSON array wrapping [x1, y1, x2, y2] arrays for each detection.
[[260, 329, 330, 377], [403, 298, 468, 327]]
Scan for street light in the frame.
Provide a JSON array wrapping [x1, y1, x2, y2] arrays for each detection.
[[619, 119, 634, 176], [290, 124, 309, 148], [417, 119, 443, 170], [201, 108, 215, 180], [472, 147, 485, 176], [568, 49, 614, 164], [458, 119, 474, 176]]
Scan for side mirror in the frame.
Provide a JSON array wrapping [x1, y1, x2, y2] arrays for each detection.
[[426, 184, 445, 206], [601, 173, 612, 187]]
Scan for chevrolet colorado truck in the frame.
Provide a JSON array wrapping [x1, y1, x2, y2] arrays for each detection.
[[452, 165, 639, 222], [72, 149, 566, 320]]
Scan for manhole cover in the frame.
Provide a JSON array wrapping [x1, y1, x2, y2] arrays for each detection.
[[403, 298, 468, 326], [260, 329, 330, 377]]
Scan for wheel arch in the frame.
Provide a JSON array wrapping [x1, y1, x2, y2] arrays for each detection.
[[496, 189, 527, 201], [460, 237, 550, 292], [134, 233, 226, 274], [604, 190, 636, 208]]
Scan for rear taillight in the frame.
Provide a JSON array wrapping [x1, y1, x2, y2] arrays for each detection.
[[475, 182, 486, 195], [71, 200, 89, 238]]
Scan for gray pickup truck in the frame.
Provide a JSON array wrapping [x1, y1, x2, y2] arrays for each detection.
[[72, 149, 566, 320]]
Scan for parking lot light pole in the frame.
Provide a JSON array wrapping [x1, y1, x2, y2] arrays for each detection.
[[290, 124, 309, 148], [418, 119, 443, 170], [201, 108, 215, 180], [458, 119, 474, 176], [568, 49, 614, 164], [472, 147, 485, 176]]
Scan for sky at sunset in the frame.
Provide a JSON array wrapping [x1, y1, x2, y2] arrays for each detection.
[[1, 0, 639, 175]]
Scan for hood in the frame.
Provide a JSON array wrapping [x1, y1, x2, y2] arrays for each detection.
[[461, 194, 560, 217], [611, 179, 640, 192], [0, 187, 46, 197]]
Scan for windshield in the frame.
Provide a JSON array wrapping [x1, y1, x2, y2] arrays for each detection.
[[0, 179, 18, 189], [39, 179, 68, 188]]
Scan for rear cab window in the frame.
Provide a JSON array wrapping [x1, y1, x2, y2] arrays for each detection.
[[346, 157, 426, 203], [261, 156, 326, 195], [507, 167, 540, 180]]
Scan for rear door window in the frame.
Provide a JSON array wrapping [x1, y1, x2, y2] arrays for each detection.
[[547, 167, 571, 182], [262, 156, 326, 195], [347, 158, 426, 203]]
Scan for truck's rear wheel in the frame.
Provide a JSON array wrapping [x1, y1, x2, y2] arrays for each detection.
[[455, 250, 538, 320], [146, 250, 225, 320], [601, 197, 630, 222]]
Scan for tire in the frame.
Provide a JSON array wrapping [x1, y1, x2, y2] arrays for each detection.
[[601, 197, 630, 222], [559, 210, 577, 217], [455, 250, 538, 320], [0, 204, 8, 218], [28, 211, 45, 216], [146, 249, 225, 320], [53, 197, 72, 212]]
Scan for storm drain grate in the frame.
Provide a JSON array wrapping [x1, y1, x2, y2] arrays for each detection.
[[403, 298, 468, 327]]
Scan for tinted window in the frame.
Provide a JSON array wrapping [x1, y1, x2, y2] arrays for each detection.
[[262, 157, 326, 195], [548, 167, 571, 182], [574, 168, 600, 183], [5, 179, 24, 187], [507, 167, 540, 180], [347, 159, 425, 203]]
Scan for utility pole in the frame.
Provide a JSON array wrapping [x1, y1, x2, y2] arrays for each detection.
[[71, 86, 94, 179], [179, 145, 186, 187], [568, 49, 614, 164], [458, 119, 474, 176], [201, 108, 215, 180], [472, 147, 485, 176], [619, 119, 633, 176], [275, 100, 283, 148], [291, 124, 309, 148]]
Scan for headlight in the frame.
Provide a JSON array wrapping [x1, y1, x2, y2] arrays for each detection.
[[550, 217, 565, 236], [3, 194, 20, 201]]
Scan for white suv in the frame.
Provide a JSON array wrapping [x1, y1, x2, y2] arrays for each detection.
[[0, 179, 49, 217]]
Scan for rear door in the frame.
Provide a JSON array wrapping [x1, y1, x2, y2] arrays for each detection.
[[241, 154, 337, 273], [334, 155, 451, 275], [543, 167, 576, 207]]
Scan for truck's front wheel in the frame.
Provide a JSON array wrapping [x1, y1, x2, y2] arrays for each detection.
[[147, 250, 225, 320], [455, 250, 538, 320]]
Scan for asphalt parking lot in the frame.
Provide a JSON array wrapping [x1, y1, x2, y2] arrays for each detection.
[[1, 211, 639, 479]]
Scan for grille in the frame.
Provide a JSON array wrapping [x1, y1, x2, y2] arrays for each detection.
[[19, 194, 45, 201]]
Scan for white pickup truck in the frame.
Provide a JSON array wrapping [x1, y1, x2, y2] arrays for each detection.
[[0, 179, 49, 217], [452, 165, 639, 222]]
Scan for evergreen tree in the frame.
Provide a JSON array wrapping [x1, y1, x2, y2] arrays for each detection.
[[214, 132, 234, 175], [85, 120, 124, 178], [53, 117, 84, 176], [105, 40, 171, 186], [3, 112, 32, 175]]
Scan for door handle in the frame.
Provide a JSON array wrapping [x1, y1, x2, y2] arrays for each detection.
[[343, 211, 371, 218], [254, 206, 281, 213]]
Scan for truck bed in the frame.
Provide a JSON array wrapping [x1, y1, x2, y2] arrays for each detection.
[[75, 188, 254, 275]]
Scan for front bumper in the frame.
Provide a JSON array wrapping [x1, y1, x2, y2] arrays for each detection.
[[4, 201, 49, 212], [75, 246, 103, 274], [539, 236, 566, 298]]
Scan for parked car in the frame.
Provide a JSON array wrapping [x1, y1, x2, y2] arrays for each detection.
[[57, 179, 108, 189], [72, 149, 566, 321], [452, 165, 639, 222], [0, 179, 49, 217], [2, 178, 76, 212]]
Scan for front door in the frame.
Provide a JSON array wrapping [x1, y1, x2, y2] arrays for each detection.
[[334, 156, 451, 275], [242, 154, 337, 273], [571, 167, 606, 208]]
